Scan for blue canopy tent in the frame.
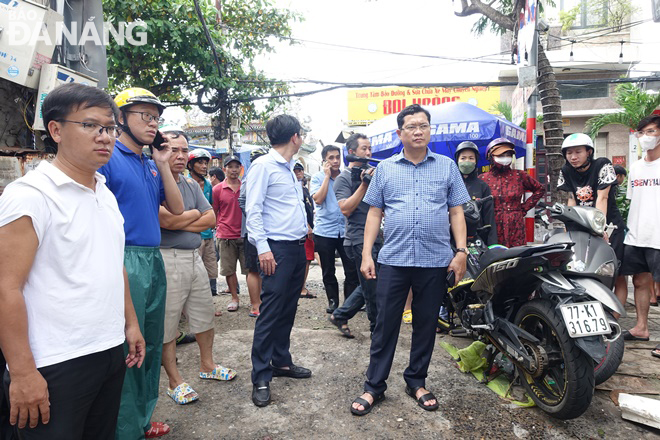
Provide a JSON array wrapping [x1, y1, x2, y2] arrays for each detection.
[[362, 102, 526, 169]]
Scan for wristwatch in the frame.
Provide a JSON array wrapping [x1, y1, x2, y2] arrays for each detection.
[[456, 248, 468, 255]]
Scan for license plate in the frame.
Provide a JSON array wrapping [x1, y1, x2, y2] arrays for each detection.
[[559, 301, 610, 338]]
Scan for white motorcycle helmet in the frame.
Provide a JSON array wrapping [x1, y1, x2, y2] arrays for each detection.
[[562, 133, 594, 170]]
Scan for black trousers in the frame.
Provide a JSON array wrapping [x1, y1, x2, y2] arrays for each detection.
[[251, 239, 306, 384], [2, 345, 125, 440], [313, 234, 359, 307], [364, 265, 447, 396]]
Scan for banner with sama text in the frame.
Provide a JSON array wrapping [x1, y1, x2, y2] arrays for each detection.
[[347, 86, 501, 125]]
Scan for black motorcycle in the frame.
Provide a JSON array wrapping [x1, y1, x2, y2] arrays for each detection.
[[442, 198, 622, 419]]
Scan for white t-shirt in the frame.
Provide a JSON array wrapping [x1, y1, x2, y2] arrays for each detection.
[[625, 155, 660, 249], [0, 161, 126, 369]]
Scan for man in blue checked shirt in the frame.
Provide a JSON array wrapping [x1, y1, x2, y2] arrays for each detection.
[[350, 104, 470, 416]]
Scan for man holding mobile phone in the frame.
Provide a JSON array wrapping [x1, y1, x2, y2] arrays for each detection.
[[350, 104, 469, 416], [99, 87, 184, 439]]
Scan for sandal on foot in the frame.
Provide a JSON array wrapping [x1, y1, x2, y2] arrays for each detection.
[[145, 422, 171, 438], [328, 315, 354, 338], [227, 301, 239, 312], [300, 288, 317, 299], [652, 344, 660, 359], [167, 383, 198, 405], [405, 385, 439, 411], [350, 391, 385, 416], [249, 310, 260, 317], [175, 332, 196, 346], [199, 365, 237, 381], [623, 330, 650, 341], [402, 310, 412, 324]]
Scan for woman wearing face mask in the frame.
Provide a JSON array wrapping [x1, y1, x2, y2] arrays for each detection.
[[454, 141, 498, 246], [479, 138, 545, 248]]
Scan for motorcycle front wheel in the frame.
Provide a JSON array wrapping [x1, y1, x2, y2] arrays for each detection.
[[514, 299, 595, 420]]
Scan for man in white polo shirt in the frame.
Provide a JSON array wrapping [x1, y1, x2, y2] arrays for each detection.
[[0, 83, 144, 440]]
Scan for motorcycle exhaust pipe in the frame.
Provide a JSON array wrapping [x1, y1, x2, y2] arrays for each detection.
[[604, 318, 622, 343]]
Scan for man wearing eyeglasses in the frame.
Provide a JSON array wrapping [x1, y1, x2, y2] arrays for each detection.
[[98, 87, 184, 440], [620, 115, 660, 350], [351, 104, 469, 416], [0, 83, 145, 439]]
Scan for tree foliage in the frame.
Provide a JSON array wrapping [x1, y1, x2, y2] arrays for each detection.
[[559, 0, 639, 32], [103, 0, 301, 122], [586, 83, 660, 138]]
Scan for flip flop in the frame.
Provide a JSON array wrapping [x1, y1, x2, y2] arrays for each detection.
[[249, 310, 260, 318], [199, 365, 237, 381], [622, 330, 650, 341], [300, 288, 317, 298], [227, 301, 239, 312], [166, 383, 198, 405], [652, 344, 660, 359]]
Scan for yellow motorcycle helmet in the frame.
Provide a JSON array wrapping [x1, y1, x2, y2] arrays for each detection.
[[114, 87, 165, 115]]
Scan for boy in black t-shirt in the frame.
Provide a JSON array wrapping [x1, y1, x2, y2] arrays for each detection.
[[557, 133, 627, 313]]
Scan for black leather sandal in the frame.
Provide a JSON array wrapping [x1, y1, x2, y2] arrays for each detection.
[[405, 385, 439, 411], [350, 391, 385, 416]]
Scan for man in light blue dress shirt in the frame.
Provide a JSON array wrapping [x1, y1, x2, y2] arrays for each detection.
[[350, 104, 470, 416], [246, 115, 312, 408], [311, 145, 360, 313]]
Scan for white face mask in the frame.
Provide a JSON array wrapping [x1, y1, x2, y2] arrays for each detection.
[[639, 135, 660, 152], [493, 156, 513, 166]]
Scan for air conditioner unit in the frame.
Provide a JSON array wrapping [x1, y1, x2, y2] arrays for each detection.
[[33, 64, 97, 131], [0, 0, 62, 89]]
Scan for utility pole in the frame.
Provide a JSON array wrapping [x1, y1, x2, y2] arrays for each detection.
[[524, 27, 538, 244]]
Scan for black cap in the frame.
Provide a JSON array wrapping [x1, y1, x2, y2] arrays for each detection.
[[223, 155, 241, 167]]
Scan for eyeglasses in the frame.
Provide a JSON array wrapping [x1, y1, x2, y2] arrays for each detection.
[[402, 124, 431, 133], [57, 120, 121, 137], [635, 128, 660, 138], [125, 110, 161, 124]]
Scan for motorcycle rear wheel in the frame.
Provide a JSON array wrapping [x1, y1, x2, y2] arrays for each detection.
[[514, 299, 595, 420], [594, 313, 624, 385]]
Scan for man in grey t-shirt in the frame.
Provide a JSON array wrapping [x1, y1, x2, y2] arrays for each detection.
[[328, 134, 383, 337], [158, 131, 237, 405]]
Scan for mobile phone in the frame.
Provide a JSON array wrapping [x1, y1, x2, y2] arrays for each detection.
[[446, 270, 456, 287], [152, 131, 166, 150]]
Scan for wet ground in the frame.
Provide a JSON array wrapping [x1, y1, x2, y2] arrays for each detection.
[[152, 262, 660, 440]]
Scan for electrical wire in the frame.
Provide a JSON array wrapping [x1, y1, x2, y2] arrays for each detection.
[[220, 18, 652, 66], [213, 76, 659, 104]]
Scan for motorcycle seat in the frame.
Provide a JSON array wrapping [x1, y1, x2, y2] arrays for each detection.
[[479, 243, 569, 269]]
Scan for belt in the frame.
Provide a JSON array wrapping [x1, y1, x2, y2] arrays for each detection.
[[268, 237, 307, 245]]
